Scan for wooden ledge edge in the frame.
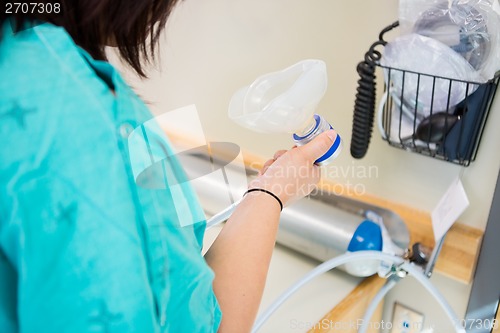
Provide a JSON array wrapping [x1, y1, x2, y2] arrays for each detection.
[[307, 275, 386, 333]]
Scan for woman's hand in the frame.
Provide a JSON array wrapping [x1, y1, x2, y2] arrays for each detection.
[[206, 129, 339, 333], [249, 129, 338, 206]]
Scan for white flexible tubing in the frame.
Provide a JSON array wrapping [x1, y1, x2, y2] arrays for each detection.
[[251, 251, 466, 333], [358, 276, 399, 333], [251, 251, 402, 333], [206, 198, 243, 229], [404, 261, 466, 333]]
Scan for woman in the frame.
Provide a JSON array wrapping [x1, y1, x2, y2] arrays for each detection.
[[0, 1, 337, 332]]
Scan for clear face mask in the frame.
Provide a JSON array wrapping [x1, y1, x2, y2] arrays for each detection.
[[228, 59, 342, 165]]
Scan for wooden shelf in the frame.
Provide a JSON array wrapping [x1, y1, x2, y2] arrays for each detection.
[[307, 275, 386, 333], [493, 309, 500, 333]]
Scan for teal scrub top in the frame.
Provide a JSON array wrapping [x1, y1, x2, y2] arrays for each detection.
[[0, 20, 222, 333]]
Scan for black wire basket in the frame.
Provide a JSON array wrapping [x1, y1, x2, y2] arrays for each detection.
[[378, 65, 499, 166], [350, 21, 499, 166]]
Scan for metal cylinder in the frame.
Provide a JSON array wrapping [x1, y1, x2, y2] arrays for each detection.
[[277, 199, 366, 262], [179, 148, 409, 265]]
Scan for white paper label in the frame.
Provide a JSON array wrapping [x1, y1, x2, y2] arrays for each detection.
[[431, 177, 469, 242]]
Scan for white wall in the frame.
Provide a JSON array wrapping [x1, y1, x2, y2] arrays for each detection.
[[111, 0, 500, 329], [119, 0, 500, 231]]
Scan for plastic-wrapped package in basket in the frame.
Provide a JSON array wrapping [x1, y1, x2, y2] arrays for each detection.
[[381, 33, 481, 116], [383, 0, 500, 119], [398, 0, 500, 81]]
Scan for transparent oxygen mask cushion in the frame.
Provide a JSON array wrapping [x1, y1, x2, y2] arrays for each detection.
[[228, 59, 342, 165]]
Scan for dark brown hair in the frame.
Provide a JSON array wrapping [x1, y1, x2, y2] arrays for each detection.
[[1, 0, 181, 77]]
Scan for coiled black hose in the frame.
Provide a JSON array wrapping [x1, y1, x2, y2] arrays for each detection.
[[350, 21, 399, 159]]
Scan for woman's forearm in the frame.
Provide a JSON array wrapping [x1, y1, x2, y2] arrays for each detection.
[[204, 191, 281, 333], [205, 130, 337, 332]]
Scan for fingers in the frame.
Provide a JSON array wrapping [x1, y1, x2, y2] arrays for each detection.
[[273, 150, 287, 160], [259, 150, 288, 175], [252, 142, 327, 206], [298, 130, 337, 162], [259, 158, 275, 175]]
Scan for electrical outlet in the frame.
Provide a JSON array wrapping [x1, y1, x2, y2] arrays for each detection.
[[391, 302, 425, 333]]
